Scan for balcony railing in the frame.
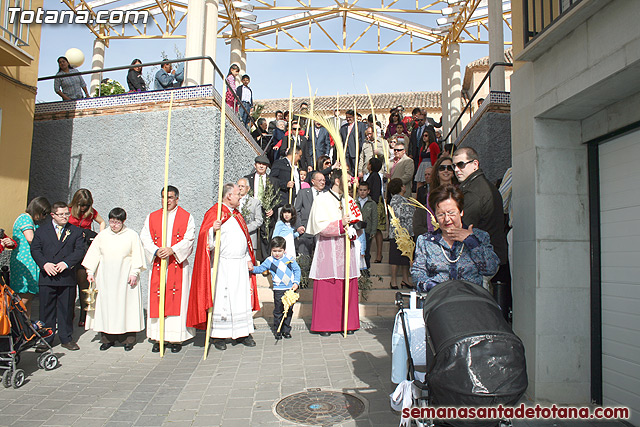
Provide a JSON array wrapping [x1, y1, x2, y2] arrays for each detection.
[[523, 0, 581, 46], [0, 0, 31, 48]]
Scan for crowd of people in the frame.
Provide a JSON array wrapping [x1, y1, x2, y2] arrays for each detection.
[[53, 56, 187, 100], [17, 65, 513, 353]]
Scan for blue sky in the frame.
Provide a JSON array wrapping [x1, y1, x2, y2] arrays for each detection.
[[36, 3, 509, 104]]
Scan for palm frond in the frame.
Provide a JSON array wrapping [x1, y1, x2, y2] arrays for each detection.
[[405, 197, 439, 230], [387, 205, 415, 262]]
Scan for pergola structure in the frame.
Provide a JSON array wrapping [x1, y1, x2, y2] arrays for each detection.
[[61, 0, 511, 135]]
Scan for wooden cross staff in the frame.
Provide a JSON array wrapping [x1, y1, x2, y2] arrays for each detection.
[[203, 80, 228, 360]]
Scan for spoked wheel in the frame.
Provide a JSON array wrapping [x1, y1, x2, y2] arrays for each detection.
[[42, 354, 59, 371], [1, 370, 11, 388], [11, 369, 25, 388]]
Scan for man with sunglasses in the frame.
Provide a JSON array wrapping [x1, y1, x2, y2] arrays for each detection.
[[452, 147, 511, 319], [387, 142, 415, 188]]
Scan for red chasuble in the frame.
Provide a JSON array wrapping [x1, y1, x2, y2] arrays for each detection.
[[148, 206, 190, 318], [186, 203, 259, 330]]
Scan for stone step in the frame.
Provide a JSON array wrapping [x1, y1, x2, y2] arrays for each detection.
[[254, 300, 398, 320]]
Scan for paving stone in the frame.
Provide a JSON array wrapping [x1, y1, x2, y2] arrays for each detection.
[[132, 415, 166, 426], [1, 415, 22, 426], [220, 418, 252, 426], [17, 408, 56, 421], [71, 418, 109, 427], [107, 410, 140, 423], [165, 409, 197, 422], [1, 403, 34, 415], [42, 414, 81, 426]]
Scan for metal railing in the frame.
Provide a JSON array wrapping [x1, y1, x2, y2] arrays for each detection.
[[443, 61, 513, 148], [37, 56, 256, 129], [0, 0, 31, 47], [523, 0, 582, 46]]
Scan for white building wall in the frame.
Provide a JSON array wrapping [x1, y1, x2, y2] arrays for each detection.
[[511, 0, 640, 404]]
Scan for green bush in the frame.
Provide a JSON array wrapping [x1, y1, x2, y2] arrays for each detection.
[[94, 79, 126, 97]]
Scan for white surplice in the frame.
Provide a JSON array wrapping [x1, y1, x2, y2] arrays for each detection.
[[140, 208, 196, 343], [82, 227, 147, 334], [208, 210, 254, 339]]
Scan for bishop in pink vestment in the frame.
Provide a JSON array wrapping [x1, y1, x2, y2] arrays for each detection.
[[306, 173, 360, 334]]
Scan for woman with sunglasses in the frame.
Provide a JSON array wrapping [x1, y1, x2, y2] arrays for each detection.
[[316, 155, 339, 190], [411, 185, 499, 292], [415, 128, 441, 189], [69, 189, 106, 326], [384, 113, 401, 139]]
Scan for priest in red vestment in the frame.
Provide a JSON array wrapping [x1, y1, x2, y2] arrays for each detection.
[[187, 183, 260, 351], [140, 185, 195, 353]]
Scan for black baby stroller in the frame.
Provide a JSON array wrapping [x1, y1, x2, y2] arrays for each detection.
[[423, 280, 528, 427], [1, 282, 59, 389]]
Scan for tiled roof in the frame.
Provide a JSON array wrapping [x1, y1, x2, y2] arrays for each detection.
[[256, 91, 441, 114], [465, 48, 513, 70], [463, 48, 513, 90]]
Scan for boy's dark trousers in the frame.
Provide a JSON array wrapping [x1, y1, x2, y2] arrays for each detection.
[[273, 289, 294, 334], [240, 101, 252, 127]]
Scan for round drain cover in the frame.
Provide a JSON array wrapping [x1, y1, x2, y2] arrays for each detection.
[[275, 390, 366, 425]]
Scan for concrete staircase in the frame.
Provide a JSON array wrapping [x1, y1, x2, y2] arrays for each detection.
[[254, 239, 412, 321]]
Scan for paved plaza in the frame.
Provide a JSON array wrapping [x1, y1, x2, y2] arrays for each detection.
[[1, 314, 631, 427], [0, 316, 402, 426]]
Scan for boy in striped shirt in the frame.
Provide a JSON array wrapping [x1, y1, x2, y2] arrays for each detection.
[[251, 236, 301, 339]]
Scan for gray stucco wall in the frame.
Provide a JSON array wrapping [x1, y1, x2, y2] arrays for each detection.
[[29, 106, 259, 305], [458, 111, 512, 185]]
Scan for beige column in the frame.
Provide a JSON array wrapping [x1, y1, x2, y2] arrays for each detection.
[[240, 48, 247, 76], [488, 0, 506, 91], [201, 0, 219, 85], [449, 42, 462, 138], [230, 38, 242, 71], [440, 53, 450, 139], [90, 37, 106, 96], [184, 0, 206, 86]]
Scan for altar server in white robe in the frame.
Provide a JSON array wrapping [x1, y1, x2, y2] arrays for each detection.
[[83, 208, 146, 351], [141, 185, 195, 353]]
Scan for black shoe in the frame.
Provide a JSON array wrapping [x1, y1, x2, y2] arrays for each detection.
[[124, 344, 134, 351], [401, 281, 414, 290], [274, 333, 282, 340], [213, 339, 227, 351], [390, 283, 399, 290], [171, 343, 182, 353], [151, 342, 160, 353], [61, 341, 80, 351], [282, 332, 292, 339], [319, 332, 331, 337], [347, 330, 355, 335], [100, 342, 113, 351], [241, 335, 256, 347]]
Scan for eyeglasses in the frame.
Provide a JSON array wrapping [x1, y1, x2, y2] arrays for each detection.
[[453, 160, 474, 170], [53, 212, 70, 217], [435, 211, 460, 220], [438, 164, 455, 172], [324, 161, 331, 165], [394, 148, 405, 152]]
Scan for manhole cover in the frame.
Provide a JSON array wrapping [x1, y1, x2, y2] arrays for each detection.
[[275, 390, 366, 425]]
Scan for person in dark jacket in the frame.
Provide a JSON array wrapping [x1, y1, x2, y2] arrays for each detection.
[[452, 147, 511, 317], [127, 59, 147, 92], [31, 201, 86, 351], [271, 145, 303, 207]]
